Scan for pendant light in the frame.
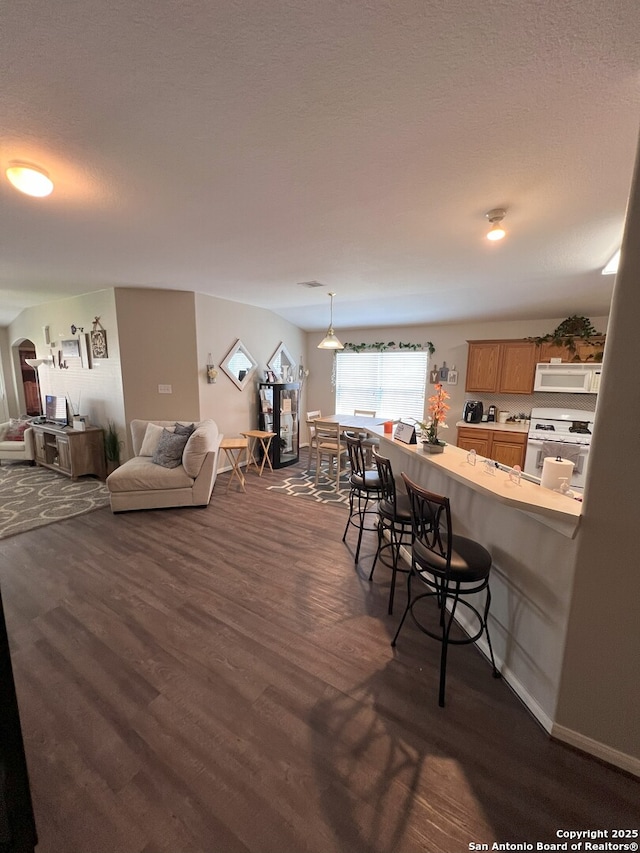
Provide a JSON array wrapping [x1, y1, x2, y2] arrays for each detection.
[[486, 208, 507, 241], [317, 291, 344, 350]]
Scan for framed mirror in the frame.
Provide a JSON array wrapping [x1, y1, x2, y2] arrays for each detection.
[[220, 339, 258, 390], [267, 342, 296, 383]]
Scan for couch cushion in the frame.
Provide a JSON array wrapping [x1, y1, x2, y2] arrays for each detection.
[[107, 457, 194, 492], [139, 422, 172, 456], [0, 423, 8, 441], [152, 429, 190, 469], [182, 421, 214, 478]]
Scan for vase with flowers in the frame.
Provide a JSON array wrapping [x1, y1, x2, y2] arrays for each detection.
[[416, 383, 450, 453]]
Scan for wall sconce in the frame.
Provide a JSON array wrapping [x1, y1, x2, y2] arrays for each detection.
[[70, 324, 84, 335], [206, 354, 218, 384]]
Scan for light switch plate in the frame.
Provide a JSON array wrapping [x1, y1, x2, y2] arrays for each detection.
[[158, 384, 172, 394]]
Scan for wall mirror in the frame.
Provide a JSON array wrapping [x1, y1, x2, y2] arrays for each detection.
[[220, 339, 258, 390], [267, 342, 296, 382]]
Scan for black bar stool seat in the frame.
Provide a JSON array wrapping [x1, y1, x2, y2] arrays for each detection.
[[392, 472, 500, 707], [369, 449, 413, 614]]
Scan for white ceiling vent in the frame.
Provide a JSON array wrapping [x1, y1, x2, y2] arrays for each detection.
[[297, 280, 325, 288]]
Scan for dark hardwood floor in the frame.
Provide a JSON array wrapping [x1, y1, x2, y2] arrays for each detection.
[[1, 460, 637, 853]]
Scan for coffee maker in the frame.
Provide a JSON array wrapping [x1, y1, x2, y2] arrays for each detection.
[[463, 401, 483, 423]]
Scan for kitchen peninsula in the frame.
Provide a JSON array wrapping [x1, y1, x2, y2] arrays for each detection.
[[374, 430, 583, 735]]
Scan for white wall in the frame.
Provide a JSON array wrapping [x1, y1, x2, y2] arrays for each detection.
[[305, 315, 609, 423], [195, 292, 307, 439]]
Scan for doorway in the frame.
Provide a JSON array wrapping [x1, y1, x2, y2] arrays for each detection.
[[18, 340, 40, 416]]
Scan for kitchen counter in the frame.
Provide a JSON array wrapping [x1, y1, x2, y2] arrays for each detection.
[[456, 419, 529, 434], [366, 429, 583, 733]]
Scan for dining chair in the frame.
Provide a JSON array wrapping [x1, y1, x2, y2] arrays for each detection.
[[306, 410, 322, 472], [352, 409, 380, 467], [314, 420, 347, 492], [392, 472, 500, 707]]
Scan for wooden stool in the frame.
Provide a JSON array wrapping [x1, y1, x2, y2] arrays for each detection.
[[220, 437, 248, 492], [240, 429, 276, 476]]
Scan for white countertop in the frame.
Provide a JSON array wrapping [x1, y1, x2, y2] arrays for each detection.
[[455, 420, 530, 433], [378, 434, 581, 537]]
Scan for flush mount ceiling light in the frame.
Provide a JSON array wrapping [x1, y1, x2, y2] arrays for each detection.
[[317, 291, 344, 350], [602, 249, 620, 275], [485, 208, 507, 241], [5, 161, 54, 197]]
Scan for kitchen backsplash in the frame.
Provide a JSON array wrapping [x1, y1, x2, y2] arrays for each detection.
[[460, 391, 598, 420]]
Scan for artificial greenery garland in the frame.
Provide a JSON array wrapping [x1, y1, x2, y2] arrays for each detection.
[[529, 315, 603, 353], [342, 340, 435, 354]]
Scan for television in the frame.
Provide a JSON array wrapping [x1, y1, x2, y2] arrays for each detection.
[[45, 395, 68, 426]]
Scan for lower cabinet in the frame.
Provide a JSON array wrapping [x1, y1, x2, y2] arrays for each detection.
[[457, 427, 526, 469]]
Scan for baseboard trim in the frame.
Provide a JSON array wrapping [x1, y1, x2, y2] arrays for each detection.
[[551, 724, 640, 778]]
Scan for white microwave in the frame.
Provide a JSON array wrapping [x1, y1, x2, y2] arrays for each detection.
[[534, 363, 601, 394]]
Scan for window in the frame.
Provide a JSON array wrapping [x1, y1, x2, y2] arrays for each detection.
[[335, 351, 429, 422]]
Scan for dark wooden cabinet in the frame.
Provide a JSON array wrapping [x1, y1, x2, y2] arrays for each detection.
[[457, 426, 527, 468], [258, 383, 300, 469], [32, 423, 105, 480]]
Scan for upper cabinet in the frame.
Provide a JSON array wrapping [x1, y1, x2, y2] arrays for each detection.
[[537, 335, 605, 364], [466, 340, 538, 395]]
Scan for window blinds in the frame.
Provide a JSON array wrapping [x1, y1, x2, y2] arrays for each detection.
[[335, 351, 429, 422]]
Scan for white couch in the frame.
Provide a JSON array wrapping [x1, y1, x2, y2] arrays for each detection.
[[106, 419, 222, 512], [0, 420, 35, 465]]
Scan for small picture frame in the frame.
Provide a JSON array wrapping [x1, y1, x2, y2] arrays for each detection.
[[90, 329, 108, 359], [429, 367, 440, 384], [61, 339, 80, 358], [447, 369, 458, 385], [79, 333, 91, 369]]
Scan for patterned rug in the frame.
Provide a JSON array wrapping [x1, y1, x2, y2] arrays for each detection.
[[0, 463, 110, 539], [267, 470, 351, 505]]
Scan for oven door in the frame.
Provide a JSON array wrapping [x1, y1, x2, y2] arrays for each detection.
[[524, 439, 588, 489]]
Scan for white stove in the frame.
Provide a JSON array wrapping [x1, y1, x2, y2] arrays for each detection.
[[524, 407, 596, 490]]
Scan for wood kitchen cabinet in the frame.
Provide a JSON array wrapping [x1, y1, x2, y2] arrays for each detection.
[[537, 335, 605, 364], [457, 427, 527, 469], [466, 339, 538, 394]]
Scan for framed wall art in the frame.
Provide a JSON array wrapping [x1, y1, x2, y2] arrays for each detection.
[[61, 339, 80, 358], [90, 328, 108, 359]]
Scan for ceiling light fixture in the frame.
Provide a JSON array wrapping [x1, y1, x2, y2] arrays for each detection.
[[485, 208, 507, 241], [317, 291, 344, 350], [602, 249, 620, 275], [5, 162, 54, 197]]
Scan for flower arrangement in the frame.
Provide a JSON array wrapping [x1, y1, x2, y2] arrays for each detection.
[[417, 383, 450, 445]]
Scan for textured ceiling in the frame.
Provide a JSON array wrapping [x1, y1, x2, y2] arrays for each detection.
[[1, 0, 639, 330]]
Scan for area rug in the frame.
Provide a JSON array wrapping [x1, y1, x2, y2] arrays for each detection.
[[0, 464, 110, 539], [267, 471, 350, 505]]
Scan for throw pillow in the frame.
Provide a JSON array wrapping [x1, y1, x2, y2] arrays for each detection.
[[5, 419, 29, 441], [174, 422, 196, 437], [152, 429, 190, 469], [182, 422, 212, 478], [139, 422, 172, 456]]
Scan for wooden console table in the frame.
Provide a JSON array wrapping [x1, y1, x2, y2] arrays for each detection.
[[31, 422, 106, 481]]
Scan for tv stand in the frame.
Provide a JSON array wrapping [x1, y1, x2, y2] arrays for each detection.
[[31, 422, 106, 481]]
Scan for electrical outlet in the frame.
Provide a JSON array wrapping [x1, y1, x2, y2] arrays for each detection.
[[158, 384, 172, 394]]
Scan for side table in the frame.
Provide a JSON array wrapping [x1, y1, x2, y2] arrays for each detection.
[[241, 429, 276, 476], [219, 437, 248, 492]]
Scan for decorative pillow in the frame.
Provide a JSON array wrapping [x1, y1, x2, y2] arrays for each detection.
[[139, 422, 173, 456], [152, 429, 190, 469], [5, 419, 29, 442], [174, 422, 195, 437], [182, 423, 211, 478]]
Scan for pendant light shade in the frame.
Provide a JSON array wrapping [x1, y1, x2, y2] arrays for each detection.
[[6, 162, 54, 197], [317, 291, 344, 350]]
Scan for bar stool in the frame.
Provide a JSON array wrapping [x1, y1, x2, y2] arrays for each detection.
[[392, 472, 500, 707], [353, 409, 380, 467], [368, 450, 413, 614], [341, 435, 382, 565]]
